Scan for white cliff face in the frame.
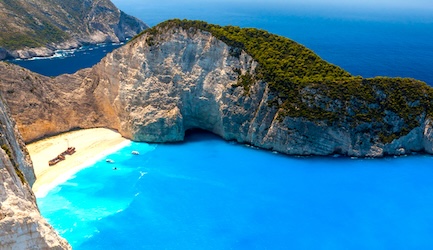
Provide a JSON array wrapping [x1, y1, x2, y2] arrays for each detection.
[[91, 27, 433, 157], [0, 158, 70, 249], [0, 97, 70, 249], [1, 22, 433, 248], [2, 26, 433, 157], [422, 119, 433, 154], [94, 27, 265, 142]]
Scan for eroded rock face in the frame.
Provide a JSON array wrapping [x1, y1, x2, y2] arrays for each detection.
[[0, 0, 148, 59], [0, 96, 70, 249], [87, 27, 433, 157], [1, 27, 433, 157], [93, 27, 268, 143], [1, 22, 433, 249], [0, 63, 120, 142]]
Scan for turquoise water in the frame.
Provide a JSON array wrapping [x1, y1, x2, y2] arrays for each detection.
[[38, 132, 433, 249], [25, 2, 433, 249]]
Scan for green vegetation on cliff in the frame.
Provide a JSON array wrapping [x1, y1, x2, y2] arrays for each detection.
[[0, 0, 68, 50], [0, 0, 147, 52], [0, 24, 67, 50], [137, 19, 433, 143], [1, 144, 25, 184]]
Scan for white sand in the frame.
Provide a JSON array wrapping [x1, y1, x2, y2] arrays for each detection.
[[27, 128, 130, 197]]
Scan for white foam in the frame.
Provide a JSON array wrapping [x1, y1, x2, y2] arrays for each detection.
[[35, 140, 131, 198], [22, 49, 76, 61], [12, 42, 124, 62], [138, 171, 147, 179]]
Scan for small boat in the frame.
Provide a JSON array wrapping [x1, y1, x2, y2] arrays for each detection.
[[131, 151, 139, 155], [48, 158, 61, 166], [65, 147, 76, 155], [106, 159, 115, 163], [48, 146, 76, 166]]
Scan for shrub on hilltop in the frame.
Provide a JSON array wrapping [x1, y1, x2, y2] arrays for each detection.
[[135, 19, 433, 143]]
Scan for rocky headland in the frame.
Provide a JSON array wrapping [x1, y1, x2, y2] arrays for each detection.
[[2, 19, 433, 158], [2, 18, 433, 249], [0, 0, 148, 60]]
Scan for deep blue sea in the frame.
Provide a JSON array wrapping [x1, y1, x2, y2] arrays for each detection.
[[28, 2, 433, 249], [113, 1, 433, 86], [9, 43, 123, 76]]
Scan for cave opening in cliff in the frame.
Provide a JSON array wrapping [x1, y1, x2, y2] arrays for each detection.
[[184, 128, 221, 142]]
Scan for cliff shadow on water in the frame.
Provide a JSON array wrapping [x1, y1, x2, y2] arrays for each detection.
[[181, 128, 223, 143]]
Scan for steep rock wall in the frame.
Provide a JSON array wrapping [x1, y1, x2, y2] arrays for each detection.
[[91, 27, 433, 157], [0, 62, 119, 142], [1, 21, 432, 249], [92, 27, 267, 142], [0, 95, 70, 249], [2, 27, 433, 157]]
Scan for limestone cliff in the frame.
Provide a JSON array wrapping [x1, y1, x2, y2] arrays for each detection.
[[87, 24, 433, 157], [0, 0, 148, 59], [0, 62, 119, 142], [0, 93, 70, 249], [1, 19, 433, 249], [2, 21, 433, 157]]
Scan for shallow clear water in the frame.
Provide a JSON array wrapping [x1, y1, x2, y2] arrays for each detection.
[[38, 132, 433, 249], [23, 2, 433, 249]]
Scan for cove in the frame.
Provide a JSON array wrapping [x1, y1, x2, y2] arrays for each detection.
[[37, 131, 433, 249], [9, 43, 123, 76]]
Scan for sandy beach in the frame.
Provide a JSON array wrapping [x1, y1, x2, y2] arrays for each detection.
[[27, 128, 130, 197]]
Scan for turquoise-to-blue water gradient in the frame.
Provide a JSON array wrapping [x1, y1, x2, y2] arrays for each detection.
[[38, 132, 433, 249], [19, 2, 433, 249]]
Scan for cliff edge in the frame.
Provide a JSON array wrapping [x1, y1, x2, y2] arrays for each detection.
[[2, 20, 433, 157], [0, 92, 70, 249], [1, 18, 433, 249], [0, 0, 148, 59]]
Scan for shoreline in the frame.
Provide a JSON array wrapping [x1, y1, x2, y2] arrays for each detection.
[[8, 42, 127, 62], [27, 128, 130, 198]]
